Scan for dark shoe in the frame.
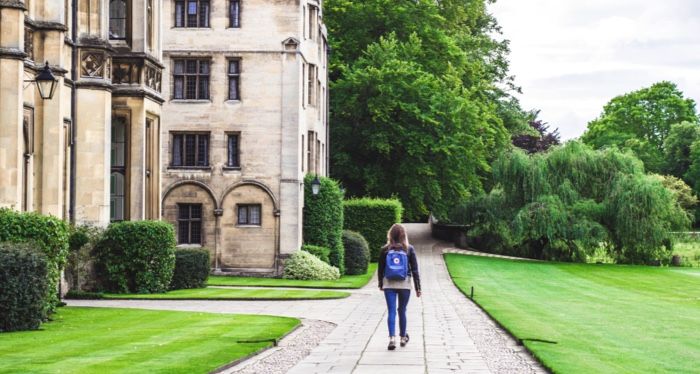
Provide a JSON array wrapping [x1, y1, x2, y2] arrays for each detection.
[[388, 337, 396, 350], [400, 334, 410, 347]]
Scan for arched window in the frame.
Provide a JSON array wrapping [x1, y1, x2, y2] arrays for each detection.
[[109, 0, 128, 40]]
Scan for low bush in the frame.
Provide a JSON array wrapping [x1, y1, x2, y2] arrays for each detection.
[[0, 242, 50, 332], [343, 198, 403, 261], [95, 221, 176, 293], [283, 250, 340, 281], [0, 208, 69, 314], [170, 248, 210, 290], [302, 244, 330, 264], [303, 174, 345, 274], [343, 230, 370, 275], [65, 225, 105, 292], [64, 290, 104, 299]]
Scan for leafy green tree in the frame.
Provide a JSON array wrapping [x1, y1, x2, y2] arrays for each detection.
[[326, 0, 521, 220], [331, 34, 509, 220], [582, 81, 699, 173], [451, 142, 690, 264], [662, 121, 700, 178]]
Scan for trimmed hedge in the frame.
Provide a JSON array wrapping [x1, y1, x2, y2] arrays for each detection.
[[283, 250, 340, 280], [343, 230, 370, 275], [303, 174, 345, 274], [302, 244, 330, 264], [0, 242, 50, 332], [95, 221, 176, 294], [170, 248, 210, 290], [0, 208, 69, 314], [343, 198, 403, 261]]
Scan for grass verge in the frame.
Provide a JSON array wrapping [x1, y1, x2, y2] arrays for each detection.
[[208, 263, 378, 289], [0, 307, 299, 374], [444, 253, 700, 373], [100, 287, 350, 300]]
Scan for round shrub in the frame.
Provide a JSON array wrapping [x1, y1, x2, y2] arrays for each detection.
[[0, 208, 69, 314], [283, 250, 340, 280], [66, 225, 105, 292], [170, 248, 210, 290], [343, 230, 370, 275], [303, 174, 345, 274], [0, 242, 50, 332], [95, 221, 176, 293], [302, 244, 330, 264], [343, 198, 403, 261]]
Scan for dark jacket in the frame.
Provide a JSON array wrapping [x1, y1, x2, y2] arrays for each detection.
[[377, 244, 421, 291]]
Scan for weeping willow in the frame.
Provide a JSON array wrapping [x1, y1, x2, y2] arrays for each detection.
[[452, 141, 690, 263]]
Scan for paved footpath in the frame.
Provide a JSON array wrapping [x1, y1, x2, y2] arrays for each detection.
[[68, 224, 545, 373]]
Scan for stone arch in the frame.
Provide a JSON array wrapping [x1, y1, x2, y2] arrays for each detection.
[[162, 180, 219, 211], [218, 180, 279, 270], [220, 180, 279, 213]]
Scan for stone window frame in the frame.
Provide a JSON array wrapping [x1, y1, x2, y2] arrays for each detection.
[[170, 132, 210, 169], [172, 58, 211, 100], [307, 64, 317, 106], [225, 132, 241, 169], [177, 203, 203, 245], [174, 0, 211, 28], [237, 204, 262, 226], [227, 59, 242, 101], [109, 0, 131, 41], [110, 114, 130, 222], [229, 0, 241, 28]]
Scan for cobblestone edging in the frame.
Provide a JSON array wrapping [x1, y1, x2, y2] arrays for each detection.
[[436, 243, 547, 373], [219, 320, 336, 374]]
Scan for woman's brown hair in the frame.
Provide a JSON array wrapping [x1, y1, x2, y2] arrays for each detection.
[[386, 224, 410, 251]]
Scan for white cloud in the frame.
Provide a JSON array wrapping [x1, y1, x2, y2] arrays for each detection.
[[491, 0, 700, 139]]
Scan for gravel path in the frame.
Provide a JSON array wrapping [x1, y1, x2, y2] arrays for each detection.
[[219, 320, 335, 374]]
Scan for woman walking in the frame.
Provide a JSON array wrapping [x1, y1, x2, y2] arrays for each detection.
[[378, 224, 422, 350]]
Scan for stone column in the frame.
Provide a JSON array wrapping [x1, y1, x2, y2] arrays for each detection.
[[278, 43, 303, 258], [0, 5, 25, 209]]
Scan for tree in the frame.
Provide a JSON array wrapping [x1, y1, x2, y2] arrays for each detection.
[[331, 34, 509, 221], [663, 121, 700, 179], [450, 142, 690, 264], [325, 0, 522, 220], [581, 81, 699, 173], [513, 111, 561, 153]]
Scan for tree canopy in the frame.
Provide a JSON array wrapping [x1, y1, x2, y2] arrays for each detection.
[[326, 0, 527, 221], [581, 81, 699, 174], [450, 142, 690, 264]]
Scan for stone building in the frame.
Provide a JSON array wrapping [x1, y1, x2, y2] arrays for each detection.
[[160, 0, 329, 275], [0, 0, 164, 225]]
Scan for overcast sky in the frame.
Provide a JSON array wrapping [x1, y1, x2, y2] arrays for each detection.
[[490, 0, 700, 140]]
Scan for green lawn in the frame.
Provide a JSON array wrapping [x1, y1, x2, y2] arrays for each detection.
[[208, 263, 378, 289], [0, 307, 299, 374], [444, 253, 700, 373], [102, 287, 350, 300]]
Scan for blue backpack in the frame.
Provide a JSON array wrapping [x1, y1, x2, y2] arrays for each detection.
[[385, 249, 409, 281]]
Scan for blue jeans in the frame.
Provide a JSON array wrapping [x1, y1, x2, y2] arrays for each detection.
[[384, 289, 411, 337]]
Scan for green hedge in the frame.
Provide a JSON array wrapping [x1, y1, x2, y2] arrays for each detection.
[[343, 198, 403, 261], [170, 248, 210, 290], [283, 250, 340, 280], [0, 208, 69, 314], [0, 242, 50, 332], [95, 221, 176, 294], [303, 174, 345, 274], [302, 244, 330, 264], [343, 230, 370, 275]]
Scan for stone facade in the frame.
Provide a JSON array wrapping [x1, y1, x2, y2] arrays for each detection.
[[0, 0, 164, 225], [161, 0, 329, 275]]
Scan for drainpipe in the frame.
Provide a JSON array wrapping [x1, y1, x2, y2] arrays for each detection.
[[69, 0, 78, 224]]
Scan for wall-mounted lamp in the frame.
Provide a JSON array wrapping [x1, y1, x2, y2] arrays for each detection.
[[28, 62, 58, 100], [311, 176, 321, 196]]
